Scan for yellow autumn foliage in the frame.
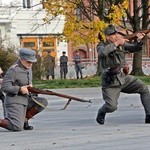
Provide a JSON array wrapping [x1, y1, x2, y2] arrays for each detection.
[[43, 0, 129, 46], [108, 0, 128, 25]]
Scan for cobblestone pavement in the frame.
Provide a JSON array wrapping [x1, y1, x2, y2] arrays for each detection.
[[0, 87, 150, 150]]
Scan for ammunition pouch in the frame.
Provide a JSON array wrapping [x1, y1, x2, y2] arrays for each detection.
[[104, 66, 120, 85], [104, 64, 129, 85], [109, 66, 120, 75], [104, 72, 115, 85], [105, 71, 118, 85]]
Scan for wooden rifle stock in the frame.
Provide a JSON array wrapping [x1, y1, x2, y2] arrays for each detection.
[[118, 29, 150, 40], [28, 87, 92, 110]]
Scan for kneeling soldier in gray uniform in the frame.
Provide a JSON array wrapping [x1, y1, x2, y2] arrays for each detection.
[[0, 48, 48, 131], [96, 25, 150, 125]]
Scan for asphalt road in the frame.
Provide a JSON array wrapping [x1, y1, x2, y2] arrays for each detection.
[[0, 87, 150, 150]]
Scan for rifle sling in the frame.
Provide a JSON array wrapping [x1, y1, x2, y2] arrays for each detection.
[[31, 96, 47, 109]]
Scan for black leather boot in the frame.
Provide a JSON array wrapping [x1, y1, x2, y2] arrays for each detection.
[[24, 121, 33, 130], [96, 111, 106, 125]]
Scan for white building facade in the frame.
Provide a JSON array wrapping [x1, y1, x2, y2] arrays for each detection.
[[0, 0, 68, 62]]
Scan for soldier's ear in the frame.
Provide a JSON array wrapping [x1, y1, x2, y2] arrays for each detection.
[[106, 35, 109, 40]]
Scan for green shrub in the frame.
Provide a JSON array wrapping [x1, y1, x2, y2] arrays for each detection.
[[0, 47, 18, 73]]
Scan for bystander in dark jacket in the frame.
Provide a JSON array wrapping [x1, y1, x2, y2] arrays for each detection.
[[73, 51, 83, 79], [43, 51, 55, 80], [60, 51, 68, 79]]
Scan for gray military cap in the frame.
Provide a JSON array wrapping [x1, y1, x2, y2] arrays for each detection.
[[104, 25, 117, 35], [19, 48, 37, 62]]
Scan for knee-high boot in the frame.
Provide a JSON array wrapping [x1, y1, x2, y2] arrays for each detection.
[[24, 107, 39, 130], [26, 107, 39, 120]]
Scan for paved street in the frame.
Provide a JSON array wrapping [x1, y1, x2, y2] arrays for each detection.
[[0, 87, 150, 150]]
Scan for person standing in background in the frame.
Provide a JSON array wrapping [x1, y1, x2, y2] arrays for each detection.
[[73, 50, 83, 79], [43, 51, 55, 80], [60, 51, 68, 79]]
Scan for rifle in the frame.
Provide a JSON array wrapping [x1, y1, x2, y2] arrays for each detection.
[[28, 87, 92, 110], [118, 29, 150, 40]]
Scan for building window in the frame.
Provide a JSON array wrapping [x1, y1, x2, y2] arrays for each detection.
[[23, 42, 35, 48], [43, 41, 54, 47], [43, 49, 54, 52]]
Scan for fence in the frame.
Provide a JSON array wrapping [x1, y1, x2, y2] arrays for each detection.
[[44, 58, 150, 79], [53, 60, 97, 79]]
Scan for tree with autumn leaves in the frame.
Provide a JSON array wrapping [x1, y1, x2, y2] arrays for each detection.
[[43, 0, 150, 75]]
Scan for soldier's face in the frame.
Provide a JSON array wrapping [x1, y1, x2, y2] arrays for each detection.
[[20, 59, 33, 69], [107, 33, 118, 43]]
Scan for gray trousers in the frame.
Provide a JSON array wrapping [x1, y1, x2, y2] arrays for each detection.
[[60, 66, 68, 79], [75, 64, 82, 78], [4, 96, 48, 131], [99, 75, 150, 116]]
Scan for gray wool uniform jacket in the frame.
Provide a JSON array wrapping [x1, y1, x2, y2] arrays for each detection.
[[1, 60, 32, 106], [97, 41, 143, 86]]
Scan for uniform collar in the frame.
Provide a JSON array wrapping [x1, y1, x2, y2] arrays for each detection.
[[17, 59, 30, 71]]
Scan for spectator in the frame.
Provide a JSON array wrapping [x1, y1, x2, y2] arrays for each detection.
[[73, 50, 83, 79], [43, 51, 55, 80], [60, 51, 68, 79]]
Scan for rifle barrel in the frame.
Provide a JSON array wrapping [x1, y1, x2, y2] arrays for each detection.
[[28, 87, 92, 103], [118, 29, 150, 40]]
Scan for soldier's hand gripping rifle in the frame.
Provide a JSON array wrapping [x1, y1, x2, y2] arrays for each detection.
[[28, 87, 92, 110], [118, 29, 150, 40]]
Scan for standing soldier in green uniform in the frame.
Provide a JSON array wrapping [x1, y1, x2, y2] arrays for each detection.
[[0, 48, 48, 131], [60, 51, 68, 79], [96, 25, 150, 125]]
